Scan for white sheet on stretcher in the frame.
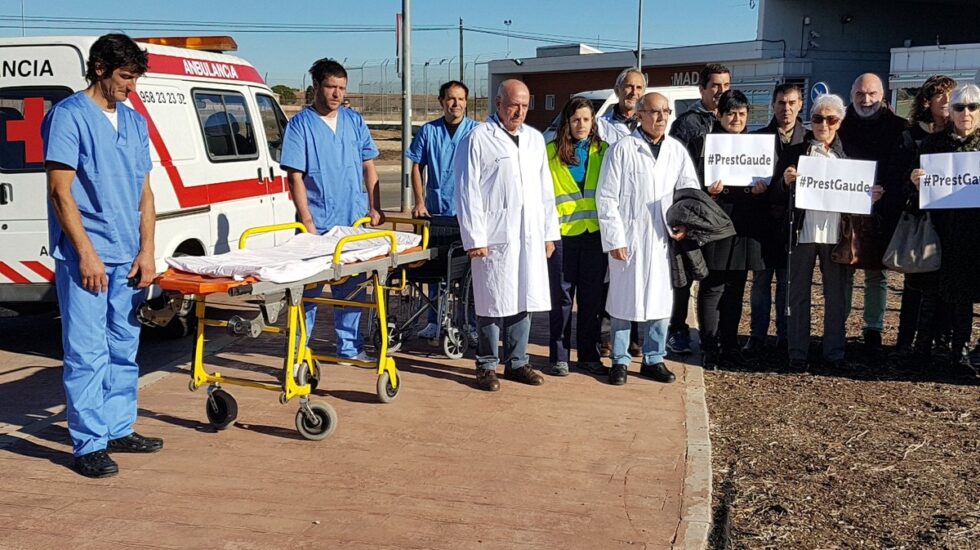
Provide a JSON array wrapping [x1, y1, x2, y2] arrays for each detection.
[[165, 227, 422, 284]]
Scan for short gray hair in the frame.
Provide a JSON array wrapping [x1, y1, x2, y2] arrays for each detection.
[[615, 67, 647, 91], [811, 93, 846, 119], [951, 83, 980, 106]]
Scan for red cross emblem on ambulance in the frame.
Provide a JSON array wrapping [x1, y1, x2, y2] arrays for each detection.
[[4, 97, 45, 164]]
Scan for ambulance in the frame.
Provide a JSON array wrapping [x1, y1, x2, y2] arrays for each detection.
[[0, 35, 295, 334]]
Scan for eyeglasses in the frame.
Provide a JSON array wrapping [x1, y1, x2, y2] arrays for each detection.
[[638, 108, 672, 117], [951, 103, 980, 113], [810, 114, 841, 125]]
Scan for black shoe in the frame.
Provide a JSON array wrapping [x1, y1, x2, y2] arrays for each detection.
[[889, 342, 913, 359], [776, 339, 789, 355], [824, 358, 847, 370], [74, 450, 118, 478], [702, 349, 720, 371], [788, 359, 809, 373], [741, 338, 765, 356], [502, 365, 545, 386], [107, 432, 163, 454], [575, 361, 610, 376], [863, 329, 882, 354], [476, 369, 500, 392], [948, 347, 976, 376], [608, 364, 628, 385], [720, 348, 750, 368], [640, 362, 675, 383]]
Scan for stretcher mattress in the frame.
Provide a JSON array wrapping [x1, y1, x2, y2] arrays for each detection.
[[165, 227, 422, 284]]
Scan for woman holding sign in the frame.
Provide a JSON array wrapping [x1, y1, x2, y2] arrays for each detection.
[[909, 83, 980, 374], [686, 90, 769, 370], [771, 93, 884, 371]]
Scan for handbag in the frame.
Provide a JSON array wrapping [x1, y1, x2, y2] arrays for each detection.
[[831, 215, 885, 269], [881, 211, 941, 273]]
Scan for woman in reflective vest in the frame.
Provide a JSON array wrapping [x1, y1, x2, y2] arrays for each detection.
[[545, 97, 609, 377]]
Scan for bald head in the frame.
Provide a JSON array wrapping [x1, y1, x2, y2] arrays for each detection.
[[637, 92, 670, 140], [495, 79, 530, 133], [852, 73, 885, 118]]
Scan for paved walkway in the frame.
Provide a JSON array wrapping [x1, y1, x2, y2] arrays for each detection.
[[0, 299, 709, 549]]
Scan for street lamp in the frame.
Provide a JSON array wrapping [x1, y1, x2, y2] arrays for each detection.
[[423, 60, 432, 117], [504, 19, 512, 56]]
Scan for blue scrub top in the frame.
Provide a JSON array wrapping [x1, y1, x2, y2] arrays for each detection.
[[405, 116, 477, 216], [280, 106, 380, 231], [41, 91, 152, 265]]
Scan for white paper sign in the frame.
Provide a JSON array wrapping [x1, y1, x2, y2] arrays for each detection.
[[919, 152, 980, 209], [794, 156, 876, 214], [704, 134, 776, 187]]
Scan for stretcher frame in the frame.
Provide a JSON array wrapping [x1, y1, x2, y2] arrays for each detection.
[[154, 217, 433, 440]]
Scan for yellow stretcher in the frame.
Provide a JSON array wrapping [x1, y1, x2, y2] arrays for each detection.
[[153, 217, 433, 441]]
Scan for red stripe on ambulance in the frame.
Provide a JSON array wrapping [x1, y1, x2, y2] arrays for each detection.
[[145, 54, 264, 84], [128, 94, 272, 209], [0, 261, 30, 284], [22, 260, 55, 281]]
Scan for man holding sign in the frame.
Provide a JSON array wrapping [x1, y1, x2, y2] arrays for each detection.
[[770, 94, 883, 371], [686, 90, 772, 369], [909, 83, 980, 373]]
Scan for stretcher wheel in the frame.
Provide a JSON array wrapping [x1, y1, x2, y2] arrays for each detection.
[[376, 370, 400, 403], [295, 402, 337, 441], [442, 326, 465, 360], [206, 389, 238, 430], [295, 360, 321, 392]]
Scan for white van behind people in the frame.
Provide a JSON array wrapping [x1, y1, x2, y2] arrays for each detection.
[[0, 36, 294, 334], [542, 86, 701, 142]]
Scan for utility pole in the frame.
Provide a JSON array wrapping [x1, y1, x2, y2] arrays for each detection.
[[636, 0, 643, 71], [459, 18, 464, 81], [400, 2, 413, 212]]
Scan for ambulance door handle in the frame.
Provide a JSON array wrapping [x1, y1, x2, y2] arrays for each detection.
[[0, 183, 11, 205], [257, 167, 264, 185]]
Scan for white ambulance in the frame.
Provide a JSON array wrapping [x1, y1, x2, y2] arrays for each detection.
[[0, 36, 295, 333]]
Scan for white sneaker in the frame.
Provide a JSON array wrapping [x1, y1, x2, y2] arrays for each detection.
[[417, 322, 439, 339], [338, 351, 376, 366]]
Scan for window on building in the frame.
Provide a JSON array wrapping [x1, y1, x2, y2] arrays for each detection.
[[193, 90, 259, 162], [529, 95, 535, 111], [545, 94, 555, 111]]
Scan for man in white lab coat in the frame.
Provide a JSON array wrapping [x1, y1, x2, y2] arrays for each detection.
[[597, 92, 700, 385], [455, 79, 561, 392]]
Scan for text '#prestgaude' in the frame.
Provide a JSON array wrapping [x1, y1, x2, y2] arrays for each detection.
[[706, 153, 773, 166], [922, 173, 980, 186], [797, 176, 871, 192]]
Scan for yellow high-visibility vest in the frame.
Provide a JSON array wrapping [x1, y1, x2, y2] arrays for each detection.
[[547, 140, 607, 236]]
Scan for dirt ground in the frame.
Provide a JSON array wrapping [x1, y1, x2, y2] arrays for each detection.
[[704, 270, 980, 548], [372, 129, 404, 163]]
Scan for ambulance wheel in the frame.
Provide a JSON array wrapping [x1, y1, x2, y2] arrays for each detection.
[[206, 389, 237, 430], [295, 402, 337, 441], [442, 326, 465, 360], [376, 370, 400, 403]]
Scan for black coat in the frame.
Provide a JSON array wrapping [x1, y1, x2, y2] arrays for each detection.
[[666, 188, 736, 288], [752, 118, 808, 268], [669, 104, 715, 148], [769, 132, 849, 247], [837, 104, 908, 236], [687, 122, 767, 271]]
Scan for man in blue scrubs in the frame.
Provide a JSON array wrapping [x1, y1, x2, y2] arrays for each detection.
[[406, 80, 477, 340], [43, 34, 162, 478], [281, 58, 382, 361]]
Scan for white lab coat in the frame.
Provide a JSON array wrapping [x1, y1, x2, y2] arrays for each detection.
[[596, 129, 700, 322], [455, 115, 561, 318], [595, 110, 633, 145]]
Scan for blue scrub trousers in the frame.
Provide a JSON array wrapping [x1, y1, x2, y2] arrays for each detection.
[[56, 260, 142, 457], [304, 273, 367, 358], [611, 317, 668, 367]]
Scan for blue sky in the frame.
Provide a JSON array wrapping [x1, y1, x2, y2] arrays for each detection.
[[0, 0, 759, 90]]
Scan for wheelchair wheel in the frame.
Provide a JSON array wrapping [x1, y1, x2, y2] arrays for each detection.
[[371, 318, 402, 355], [442, 325, 466, 360]]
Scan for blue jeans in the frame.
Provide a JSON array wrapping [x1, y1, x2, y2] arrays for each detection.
[[844, 268, 887, 332], [56, 260, 142, 456], [611, 317, 668, 366], [475, 312, 530, 371], [304, 273, 367, 359], [749, 268, 787, 342]]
